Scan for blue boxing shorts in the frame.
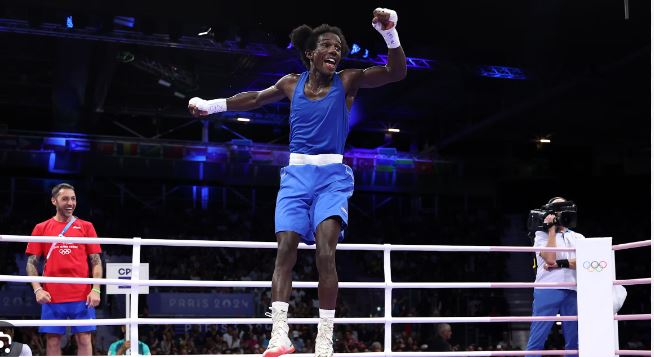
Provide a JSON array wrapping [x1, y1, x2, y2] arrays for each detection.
[[275, 161, 354, 245], [39, 301, 96, 334]]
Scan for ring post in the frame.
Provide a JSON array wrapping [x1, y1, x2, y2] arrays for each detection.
[[125, 294, 130, 341], [383, 244, 392, 357], [611, 248, 620, 354], [576, 237, 615, 357], [130, 237, 141, 356]]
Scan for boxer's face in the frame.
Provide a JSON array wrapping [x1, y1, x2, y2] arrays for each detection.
[[307, 32, 342, 75]]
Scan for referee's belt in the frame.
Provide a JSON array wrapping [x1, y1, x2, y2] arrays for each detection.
[[289, 153, 343, 166]]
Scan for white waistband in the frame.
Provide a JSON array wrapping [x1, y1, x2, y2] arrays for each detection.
[[289, 153, 343, 166]]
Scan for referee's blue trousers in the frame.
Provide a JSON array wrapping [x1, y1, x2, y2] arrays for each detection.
[[526, 289, 578, 357]]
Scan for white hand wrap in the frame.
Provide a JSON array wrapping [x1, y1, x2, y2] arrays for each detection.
[[189, 97, 227, 114], [372, 8, 400, 49]]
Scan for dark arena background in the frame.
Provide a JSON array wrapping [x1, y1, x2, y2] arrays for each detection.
[[0, 0, 650, 355]]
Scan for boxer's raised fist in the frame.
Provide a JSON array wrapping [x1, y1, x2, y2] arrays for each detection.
[[372, 8, 398, 31]]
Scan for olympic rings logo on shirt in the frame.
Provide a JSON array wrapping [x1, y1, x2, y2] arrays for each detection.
[[59, 248, 72, 255], [582, 260, 607, 272]]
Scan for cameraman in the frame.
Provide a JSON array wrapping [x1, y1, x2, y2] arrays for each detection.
[[0, 324, 33, 356], [526, 197, 583, 356]]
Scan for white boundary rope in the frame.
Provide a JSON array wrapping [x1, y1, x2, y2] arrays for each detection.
[[0, 275, 650, 289], [5, 314, 650, 327], [0, 235, 650, 357], [149, 352, 654, 357], [0, 234, 579, 251]]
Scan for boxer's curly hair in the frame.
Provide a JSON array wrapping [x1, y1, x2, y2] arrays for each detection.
[[290, 24, 349, 69]]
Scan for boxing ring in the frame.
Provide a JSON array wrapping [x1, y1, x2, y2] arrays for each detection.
[[0, 234, 650, 357]]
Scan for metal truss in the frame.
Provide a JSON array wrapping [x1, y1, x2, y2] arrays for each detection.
[[0, 18, 435, 70], [0, 18, 278, 57], [345, 54, 434, 70], [479, 66, 527, 80]]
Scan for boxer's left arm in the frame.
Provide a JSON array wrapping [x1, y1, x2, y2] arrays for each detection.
[[343, 8, 407, 90]]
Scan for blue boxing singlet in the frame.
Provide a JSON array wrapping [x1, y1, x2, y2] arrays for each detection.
[[289, 71, 350, 155]]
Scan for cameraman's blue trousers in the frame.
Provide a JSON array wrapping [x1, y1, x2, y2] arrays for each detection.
[[526, 289, 578, 356]]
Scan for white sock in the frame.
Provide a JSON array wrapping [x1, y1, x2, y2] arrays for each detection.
[[319, 309, 335, 319], [272, 301, 289, 312]]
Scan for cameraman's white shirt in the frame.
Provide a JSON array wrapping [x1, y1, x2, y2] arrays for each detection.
[[534, 229, 585, 290]]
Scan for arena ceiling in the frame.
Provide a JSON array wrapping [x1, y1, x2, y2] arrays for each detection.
[[0, 0, 649, 166]]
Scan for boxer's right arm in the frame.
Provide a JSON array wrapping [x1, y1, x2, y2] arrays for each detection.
[[188, 74, 295, 116]]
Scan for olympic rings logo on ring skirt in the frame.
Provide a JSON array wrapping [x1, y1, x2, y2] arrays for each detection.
[[582, 260, 607, 272]]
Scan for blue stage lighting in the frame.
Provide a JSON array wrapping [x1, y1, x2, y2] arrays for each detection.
[[362, 49, 369, 58], [479, 66, 527, 80], [348, 101, 362, 127], [351, 43, 361, 55], [66, 16, 73, 29], [201, 187, 209, 209], [114, 16, 135, 28]]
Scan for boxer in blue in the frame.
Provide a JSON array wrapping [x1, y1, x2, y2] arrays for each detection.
[[189, 8, 406, 356]]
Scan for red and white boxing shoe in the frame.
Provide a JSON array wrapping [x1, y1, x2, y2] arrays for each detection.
[[313, 318, 334, 357], [263, 307, 295, 357]]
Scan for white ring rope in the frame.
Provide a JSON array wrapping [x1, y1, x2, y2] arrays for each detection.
[[0, 234, 576, 252], [1, 234, 650, 357], [614, 278, 651, 286], [3, 234, 647, 251], [167, 353, 581, 357], [0, 274, 590, 289], [149, 352, 580, 357], [0, 275, 649, 289], [612, 239, 651, 250], [4, 314, 650, 328], [148, 352, 653, 357]]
